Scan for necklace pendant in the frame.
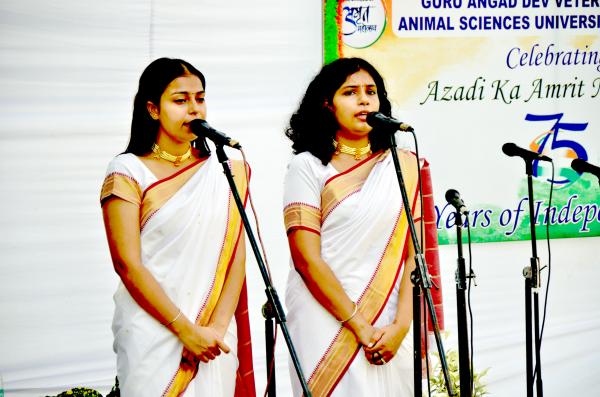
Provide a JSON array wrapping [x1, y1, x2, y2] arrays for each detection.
[[354, 152, 361, 160]]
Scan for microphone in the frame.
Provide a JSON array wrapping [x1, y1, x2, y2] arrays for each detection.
[[445, 189, 469, 215], [366, 112, 414, 132], [571, 158, 600, 178], [190, 119, 241, 149], [502, 142, 551, 162]]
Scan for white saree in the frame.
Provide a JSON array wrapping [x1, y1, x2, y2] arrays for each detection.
[[101, 153, 254, 397], [283, 150, 420, 397]]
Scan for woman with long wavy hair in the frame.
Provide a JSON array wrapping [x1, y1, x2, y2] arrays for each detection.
[[283, 57, 422, 396]]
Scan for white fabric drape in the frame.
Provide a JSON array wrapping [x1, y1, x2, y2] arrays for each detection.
[[103, 154, 239, 396], [0, 1, 322, 395], [283, 151, 414, 396]]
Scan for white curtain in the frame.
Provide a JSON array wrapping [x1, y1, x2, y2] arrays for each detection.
[[1, 1, 598, 396], [0, 1, 321, 394]]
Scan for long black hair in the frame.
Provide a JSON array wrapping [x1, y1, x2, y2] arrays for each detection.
[[125, 57, 210, 157], [285, 57, 392, 165]]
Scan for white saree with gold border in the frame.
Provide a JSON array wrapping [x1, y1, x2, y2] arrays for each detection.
[[100, 153, 250, 397], [283, 150, 420, 397]]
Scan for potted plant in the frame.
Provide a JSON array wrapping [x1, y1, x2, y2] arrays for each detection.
[[426, 348, 490, 396]]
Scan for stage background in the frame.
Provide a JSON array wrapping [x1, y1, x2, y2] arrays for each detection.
[[0, 1, 598, 396]]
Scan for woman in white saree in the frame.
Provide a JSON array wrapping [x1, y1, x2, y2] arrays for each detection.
[[283, 58, 440, 397], [100, 58, 255, 397]]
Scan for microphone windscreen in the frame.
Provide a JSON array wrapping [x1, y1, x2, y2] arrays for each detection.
[[445, 188, 459, 204], [366, 112, 383, 126], [501, 142, 517, 156], [571, 159, 586, 174]]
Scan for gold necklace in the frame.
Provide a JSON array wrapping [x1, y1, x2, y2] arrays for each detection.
[[151, 143, 192, 166], [333, 140, 371, 160]]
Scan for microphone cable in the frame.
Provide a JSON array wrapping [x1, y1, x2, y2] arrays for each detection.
[[239, 148, 279, 397], [532, 161, 555, 385], [240, 148, 274, 282], [406, 128, 436, 397], [466, 215, 475, 395], [385, 127, 433, 395]]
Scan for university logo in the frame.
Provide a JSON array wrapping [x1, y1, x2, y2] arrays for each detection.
[[341, 0, 387, 49]]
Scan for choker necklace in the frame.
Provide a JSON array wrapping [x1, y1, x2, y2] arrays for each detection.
[[151, 143, 192, 166], [333, 140, 371, 160]]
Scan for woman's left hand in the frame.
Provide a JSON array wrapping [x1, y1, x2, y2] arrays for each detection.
[[363, 323, 408, 365], [208, 321, 228, 340]]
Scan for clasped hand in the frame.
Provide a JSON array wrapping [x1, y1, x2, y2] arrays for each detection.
[[180, 324, 230, 363], [362, 324, 406, 366]]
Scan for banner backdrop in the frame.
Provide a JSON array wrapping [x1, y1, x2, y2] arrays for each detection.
[[324, 0, 599, 244]]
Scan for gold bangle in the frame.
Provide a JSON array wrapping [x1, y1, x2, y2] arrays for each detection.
[[167, 309, 182, 327], [340, 303, 358, 324]]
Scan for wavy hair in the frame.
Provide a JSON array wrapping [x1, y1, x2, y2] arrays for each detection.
[[285, 57, 392, 165], [125, 57, 210, 157]]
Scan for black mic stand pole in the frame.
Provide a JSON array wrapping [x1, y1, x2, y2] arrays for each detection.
[[522, 160, 544, 397], [453, 210, 472, 397], [387, 135, 455, 397], [215, 145, 312, 397]]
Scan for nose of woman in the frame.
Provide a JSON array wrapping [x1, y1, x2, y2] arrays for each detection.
[[188, 99, 203, 115], [357, 89, 370, 106]]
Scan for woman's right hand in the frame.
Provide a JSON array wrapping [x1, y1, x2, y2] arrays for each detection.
[[177, 323, 230, 363], [345, 313, 380, 347]]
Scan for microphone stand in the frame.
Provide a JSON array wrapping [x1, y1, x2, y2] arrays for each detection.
[[452, 210, 472, 397], [214, 145, 312, 397], [522, 160, 544, 397], [387, 135, 455, 397], [263, 301, 277, 397]]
